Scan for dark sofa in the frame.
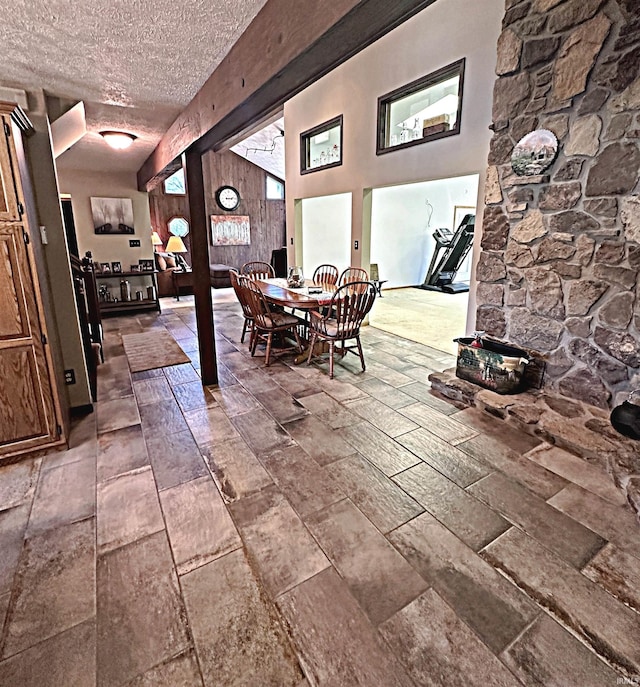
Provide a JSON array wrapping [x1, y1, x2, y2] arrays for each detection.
[[155, 253, 234, 296]]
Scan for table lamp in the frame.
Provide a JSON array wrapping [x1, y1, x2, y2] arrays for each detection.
[[166, 235, 189, 271], [151, 231, 163, 252]]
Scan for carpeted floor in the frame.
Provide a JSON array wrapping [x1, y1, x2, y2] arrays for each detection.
[[122, 329, 190, 372], [369, 287, 469, 355]]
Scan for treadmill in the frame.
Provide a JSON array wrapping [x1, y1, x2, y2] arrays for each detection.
[[419, 213, 475, 294]]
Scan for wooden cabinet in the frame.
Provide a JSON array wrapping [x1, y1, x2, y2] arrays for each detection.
[[0, 104, 65, 461], [96, 270, 161, 316], [0, 114, 21, 222]]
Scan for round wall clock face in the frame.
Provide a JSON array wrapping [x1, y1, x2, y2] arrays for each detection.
[[216, 185, 240, 211]]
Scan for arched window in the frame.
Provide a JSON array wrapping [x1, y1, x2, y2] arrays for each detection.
[[168, 216, 189, 237], [163, 168, 186, 195]]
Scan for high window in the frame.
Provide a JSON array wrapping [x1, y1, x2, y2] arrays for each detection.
[[266, 175, 284, 199], [163, 168, 186, 195], [300, 116, 343, 174], [377, 59, 465, 155]]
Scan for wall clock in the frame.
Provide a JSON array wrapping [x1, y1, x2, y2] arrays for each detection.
[[215, 185, 241, 211]]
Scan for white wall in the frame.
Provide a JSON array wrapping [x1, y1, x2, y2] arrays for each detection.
[[284, 0, 502, 314], [300, 193, 352, 278], [371, 174, 479, 288], [57, 169, 153, 265]]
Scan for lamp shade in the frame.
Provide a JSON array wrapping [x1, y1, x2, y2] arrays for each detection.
[[151, 231, 163, 246], [166, 236, 187, 253]]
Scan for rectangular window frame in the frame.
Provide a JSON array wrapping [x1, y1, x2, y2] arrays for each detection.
[[266, 175, 285, 200], [376, 58, 465, 156], [300, 115, 343, 175]]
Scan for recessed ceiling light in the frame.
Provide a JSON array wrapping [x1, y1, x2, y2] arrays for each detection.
[[99, 131, 137, 150]]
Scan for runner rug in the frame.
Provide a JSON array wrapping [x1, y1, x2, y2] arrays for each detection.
[[122, 330, 190, 373]]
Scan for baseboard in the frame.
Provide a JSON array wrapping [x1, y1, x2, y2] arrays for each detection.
[[70, 403, 94, 418]]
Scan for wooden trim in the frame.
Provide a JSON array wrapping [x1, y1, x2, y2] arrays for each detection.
[[137, 0, 437, 190]]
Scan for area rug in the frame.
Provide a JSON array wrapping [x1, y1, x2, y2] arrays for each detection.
[[122, 330, 190, 373]]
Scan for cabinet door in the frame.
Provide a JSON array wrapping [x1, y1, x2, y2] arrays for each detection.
[[0, 225, 59, 454], [0, 116, 21, 222]]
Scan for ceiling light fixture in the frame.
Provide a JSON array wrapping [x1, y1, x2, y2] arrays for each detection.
[[99, 131, 137, 150]]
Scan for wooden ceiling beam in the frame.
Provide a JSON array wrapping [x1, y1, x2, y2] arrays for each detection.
[[137, 0, 436, 190]]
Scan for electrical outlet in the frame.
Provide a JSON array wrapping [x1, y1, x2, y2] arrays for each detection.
[[129, 239, 141, 247], [354, 240, 359, 250], [64, 369, 76, 385]]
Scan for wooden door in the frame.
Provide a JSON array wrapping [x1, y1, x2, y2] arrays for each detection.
[[0, 224, 60, 453], [0, 115, 20, 222]]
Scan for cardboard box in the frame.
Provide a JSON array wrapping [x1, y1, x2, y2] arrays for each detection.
[[423, 122, 450, 137], [422, 114, 450, 129]]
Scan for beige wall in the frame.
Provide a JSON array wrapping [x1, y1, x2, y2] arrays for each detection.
[[27, 114, 93, 409], [58, 169, 154, 265], [284, 0, 503, 329]]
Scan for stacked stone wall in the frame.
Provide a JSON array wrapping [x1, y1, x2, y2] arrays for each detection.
[[479, 0, 640, 408]]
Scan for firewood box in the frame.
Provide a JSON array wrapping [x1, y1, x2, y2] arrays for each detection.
[[454, 337, 530, 394]]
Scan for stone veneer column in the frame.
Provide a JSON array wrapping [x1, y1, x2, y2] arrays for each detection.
[[478, 0, 640, 408]]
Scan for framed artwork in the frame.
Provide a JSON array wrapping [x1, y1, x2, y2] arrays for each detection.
[[453, 206, 475, 231], [111, 261, 122, 273], [91, 197, 135, 234], [139, 259, 154, 272], [211, 215, 251, 246], [130, 264, 141, 272], [99, 262, 111, 273], [511, 129, 559, 176]]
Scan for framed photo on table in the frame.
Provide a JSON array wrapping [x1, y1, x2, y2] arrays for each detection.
[[99, 262, 111, 273], [139, 259, 154, 272], [111, 261, 122, 273]]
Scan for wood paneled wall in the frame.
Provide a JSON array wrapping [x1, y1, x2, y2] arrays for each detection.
[[148, 151, 285, 270]]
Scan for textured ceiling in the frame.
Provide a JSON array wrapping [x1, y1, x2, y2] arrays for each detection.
[[0, 0, 270, 173]]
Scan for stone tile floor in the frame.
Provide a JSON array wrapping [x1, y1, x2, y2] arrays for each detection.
[[0, 293, 638, 686]]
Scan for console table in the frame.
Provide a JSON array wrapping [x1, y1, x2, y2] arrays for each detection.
[[96, 270, 160, 316]]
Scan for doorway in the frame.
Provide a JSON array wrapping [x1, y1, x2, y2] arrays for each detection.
[[367, 174, 479, 354], [300, 193, 352, 279], [60, 196, 79, 258]]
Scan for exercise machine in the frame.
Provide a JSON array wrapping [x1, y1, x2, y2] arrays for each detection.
[[419, 213, 475, 294]]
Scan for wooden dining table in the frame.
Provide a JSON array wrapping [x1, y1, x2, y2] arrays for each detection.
[[254, 277, 337, 310], [254, 278, 337, 363]]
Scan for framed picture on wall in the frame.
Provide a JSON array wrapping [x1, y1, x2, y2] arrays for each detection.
[[210, 215, 251, 246], [91, 197, 135, 234], [453, 205, 475, 231]]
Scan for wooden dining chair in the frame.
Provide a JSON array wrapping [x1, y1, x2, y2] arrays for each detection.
[[243, 278, 303, 366], [339, 266, 369, 286], [312, 264, 339, 286], [307, 280, 377, 378], [241, 261, 275, 280], [229, 270, 254, 345]]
